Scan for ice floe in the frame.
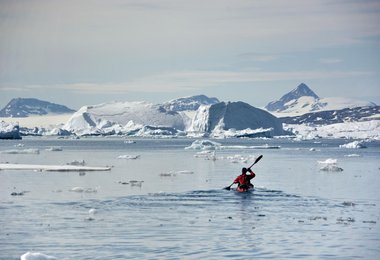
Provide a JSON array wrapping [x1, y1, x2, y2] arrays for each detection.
[[221, 144, 280, 149], [185, 140, 221, 150], [344, 154, 361, 157], [21, 252, 57, 260], [339, 140, 367, 149], [0, 163, 111, 172], [0, 149, 40, 154], [318, 158, 343, 172], [69, 187, 97, 193], [45, 147, 63, 151], [117, 155, 141, 159], [66, 160, 86, 166], [194, 150, 216, 160]]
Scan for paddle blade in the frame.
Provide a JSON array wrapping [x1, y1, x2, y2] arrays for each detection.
[[224, 186, 231, 190]]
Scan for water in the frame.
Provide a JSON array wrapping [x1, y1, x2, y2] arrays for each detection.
[[1, 137, 379, 259]]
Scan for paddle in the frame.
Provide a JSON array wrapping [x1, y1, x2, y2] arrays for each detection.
[[224, 155, 263, 190]]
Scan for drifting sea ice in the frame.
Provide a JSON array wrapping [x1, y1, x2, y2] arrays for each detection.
[[344, 154, 361, 157], [185, 140, 221, 150], [69, 187, 97, 193], [194, 150, 217, 160], [21, 252, 57, 260], [339, 140, 367, 149], [66, 160, 86, 166], [0, 148, 40, 154], [318, 158, 343, 172], [45, 147, 63, 151], [117, 155, 141, 159]]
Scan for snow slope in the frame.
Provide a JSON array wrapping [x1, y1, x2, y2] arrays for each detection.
[[266, 83, 376, 116], [284, 120, 380, 140], [0, 98, 75, 117]]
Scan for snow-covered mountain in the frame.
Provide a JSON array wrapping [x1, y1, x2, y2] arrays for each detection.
[[162, 95, 219, 112], [281, 106, 380, 125], [0, 98, 75, 117], [265, 83, 376, 115], [189, 101, 287, 137]]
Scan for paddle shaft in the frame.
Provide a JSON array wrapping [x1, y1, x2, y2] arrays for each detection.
[[224, 155, 263, 190]]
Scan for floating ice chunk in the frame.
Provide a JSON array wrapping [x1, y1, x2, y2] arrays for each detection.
[[66, 160, 86, 166], [320, 165, 344, 172], [339, 140, 367, 149], [160, 172, 177, 177], [318, 158, 343, 171], [185, 140, 221, 150], [130, 180, 144, 187], [344, 154, 361, 157], [14, 143, 25, 147], [220, 144, 280, 149], [124, 140, 136, 144], [318, 158, 343, 172], [117, 155, 140, 159], [0, 163, 110, 171], [46, 147, 63, 152], [318, 158, 337, 165], [177, 170, 194, 174], [1, 149, 40, 154], [194, 150, 217, 160], [21, 252, 57, 260], [69, 187, 97, 193], [89, 208, 97, 215]]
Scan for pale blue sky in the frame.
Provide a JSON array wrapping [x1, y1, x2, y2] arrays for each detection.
[[1, 0, 379, 109]]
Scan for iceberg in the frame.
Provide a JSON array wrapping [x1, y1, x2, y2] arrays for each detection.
[[63, 101, 185, 136], [339, 141, 367, 149], [189, 102, 287, 137], [318, 158, 343, 172], [185, 140, 222, 150], [0, 121, 22, 139]]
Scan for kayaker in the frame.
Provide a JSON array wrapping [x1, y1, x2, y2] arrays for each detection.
[[233, 167, 255, 190]]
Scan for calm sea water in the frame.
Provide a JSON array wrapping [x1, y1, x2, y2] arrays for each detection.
[[1, 137, 379, 259]]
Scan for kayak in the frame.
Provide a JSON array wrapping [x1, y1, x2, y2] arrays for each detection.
[[235, 186, 254, 193]]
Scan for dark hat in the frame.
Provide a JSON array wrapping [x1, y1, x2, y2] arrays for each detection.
[[242, 167, 248, 174]]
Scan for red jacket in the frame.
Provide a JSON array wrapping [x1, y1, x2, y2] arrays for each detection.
[[234, 170, 255, 186]]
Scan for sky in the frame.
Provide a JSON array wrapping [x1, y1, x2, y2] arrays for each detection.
[[1, 0, 380, 110]]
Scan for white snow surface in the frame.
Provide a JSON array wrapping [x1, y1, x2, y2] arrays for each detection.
[[284, 120, 380, 140], [271, 96, 375, 117], [63, 101, 185, 135]]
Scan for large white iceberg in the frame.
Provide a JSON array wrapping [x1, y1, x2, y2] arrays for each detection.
[[63, 101, 185, 135]]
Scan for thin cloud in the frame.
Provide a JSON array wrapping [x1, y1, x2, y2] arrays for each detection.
[[10, 69, 370, 95]]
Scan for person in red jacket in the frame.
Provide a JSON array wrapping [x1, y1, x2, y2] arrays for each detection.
[[233, 167, 255, 191]]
